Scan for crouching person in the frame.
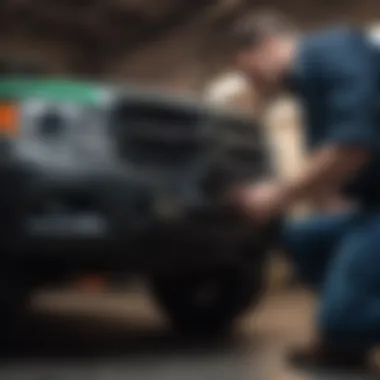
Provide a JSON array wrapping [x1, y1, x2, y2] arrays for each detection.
[[229, 12, 380, 370]]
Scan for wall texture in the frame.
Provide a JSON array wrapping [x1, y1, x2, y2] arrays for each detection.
[[1, 0, 379, 88]]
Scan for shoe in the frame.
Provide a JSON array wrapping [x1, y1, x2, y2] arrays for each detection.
[[287, 342, 369, 371]]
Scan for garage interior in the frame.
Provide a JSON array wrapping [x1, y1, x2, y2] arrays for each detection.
[[1, 1, 380, 379]]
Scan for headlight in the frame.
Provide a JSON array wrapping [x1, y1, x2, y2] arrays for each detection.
[[15, 99, 111, 163], [38, 111, 66, 139], [22, 99, 77, 141]]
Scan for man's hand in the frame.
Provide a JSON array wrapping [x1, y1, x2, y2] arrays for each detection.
[[230, 145, 368, 223], [229, 181, 287, 225], [228, 145, 369, 225]]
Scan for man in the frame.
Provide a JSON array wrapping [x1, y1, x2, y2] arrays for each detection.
[[230, 13, 380, 369]]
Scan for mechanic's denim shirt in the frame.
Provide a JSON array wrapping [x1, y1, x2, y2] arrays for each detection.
[[289, 26, 380, 204]]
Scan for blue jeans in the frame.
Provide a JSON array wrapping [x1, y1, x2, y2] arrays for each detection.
[[281, 208, 380, 349]]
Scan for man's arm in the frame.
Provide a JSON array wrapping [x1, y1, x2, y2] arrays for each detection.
[[233, 30, 379, 220], [280, 30, 378, 208], [280, 145, 369, 206]]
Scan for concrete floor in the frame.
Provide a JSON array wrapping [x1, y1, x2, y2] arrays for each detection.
[[0, 288, 377, 380]]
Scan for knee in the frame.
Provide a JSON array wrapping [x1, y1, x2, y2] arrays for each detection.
[[280, 221, 328, 287], [318, 298, 367, 345], [318, 304, 352, 342]]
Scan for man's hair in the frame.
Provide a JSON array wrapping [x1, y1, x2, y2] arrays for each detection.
[[230, 11, 296, 52]]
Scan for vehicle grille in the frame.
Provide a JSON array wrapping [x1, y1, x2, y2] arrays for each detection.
[[112, 101, 204, 167]]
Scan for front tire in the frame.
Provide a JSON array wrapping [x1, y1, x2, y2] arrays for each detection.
[[151, 257, 265, 337]]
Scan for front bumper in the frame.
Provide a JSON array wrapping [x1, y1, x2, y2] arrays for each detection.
[[0, 156, 258, 264]]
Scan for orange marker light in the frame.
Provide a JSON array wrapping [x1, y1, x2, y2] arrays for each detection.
[[0, 103, 18, 135], [74, 274, 108, 293]]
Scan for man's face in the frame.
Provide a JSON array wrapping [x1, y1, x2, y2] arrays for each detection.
[[235, 36, 288, 96]]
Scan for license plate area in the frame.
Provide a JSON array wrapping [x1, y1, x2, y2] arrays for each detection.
[[24, 213, 108, 238]]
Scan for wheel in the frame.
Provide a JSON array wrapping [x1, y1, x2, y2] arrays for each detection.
[[151, 251, 266, 337]]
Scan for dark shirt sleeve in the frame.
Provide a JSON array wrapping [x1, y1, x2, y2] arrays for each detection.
[[319, 31, 379, 149]]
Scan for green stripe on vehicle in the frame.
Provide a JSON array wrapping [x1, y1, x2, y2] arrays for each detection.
[[0, 77, 106, 104]]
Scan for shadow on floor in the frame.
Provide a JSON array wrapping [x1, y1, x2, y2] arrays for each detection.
[[0, 312, 263, 380], [2, 312, 259, 361]]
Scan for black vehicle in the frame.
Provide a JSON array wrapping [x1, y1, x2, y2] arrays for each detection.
[[0, 77, 277, 340]]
